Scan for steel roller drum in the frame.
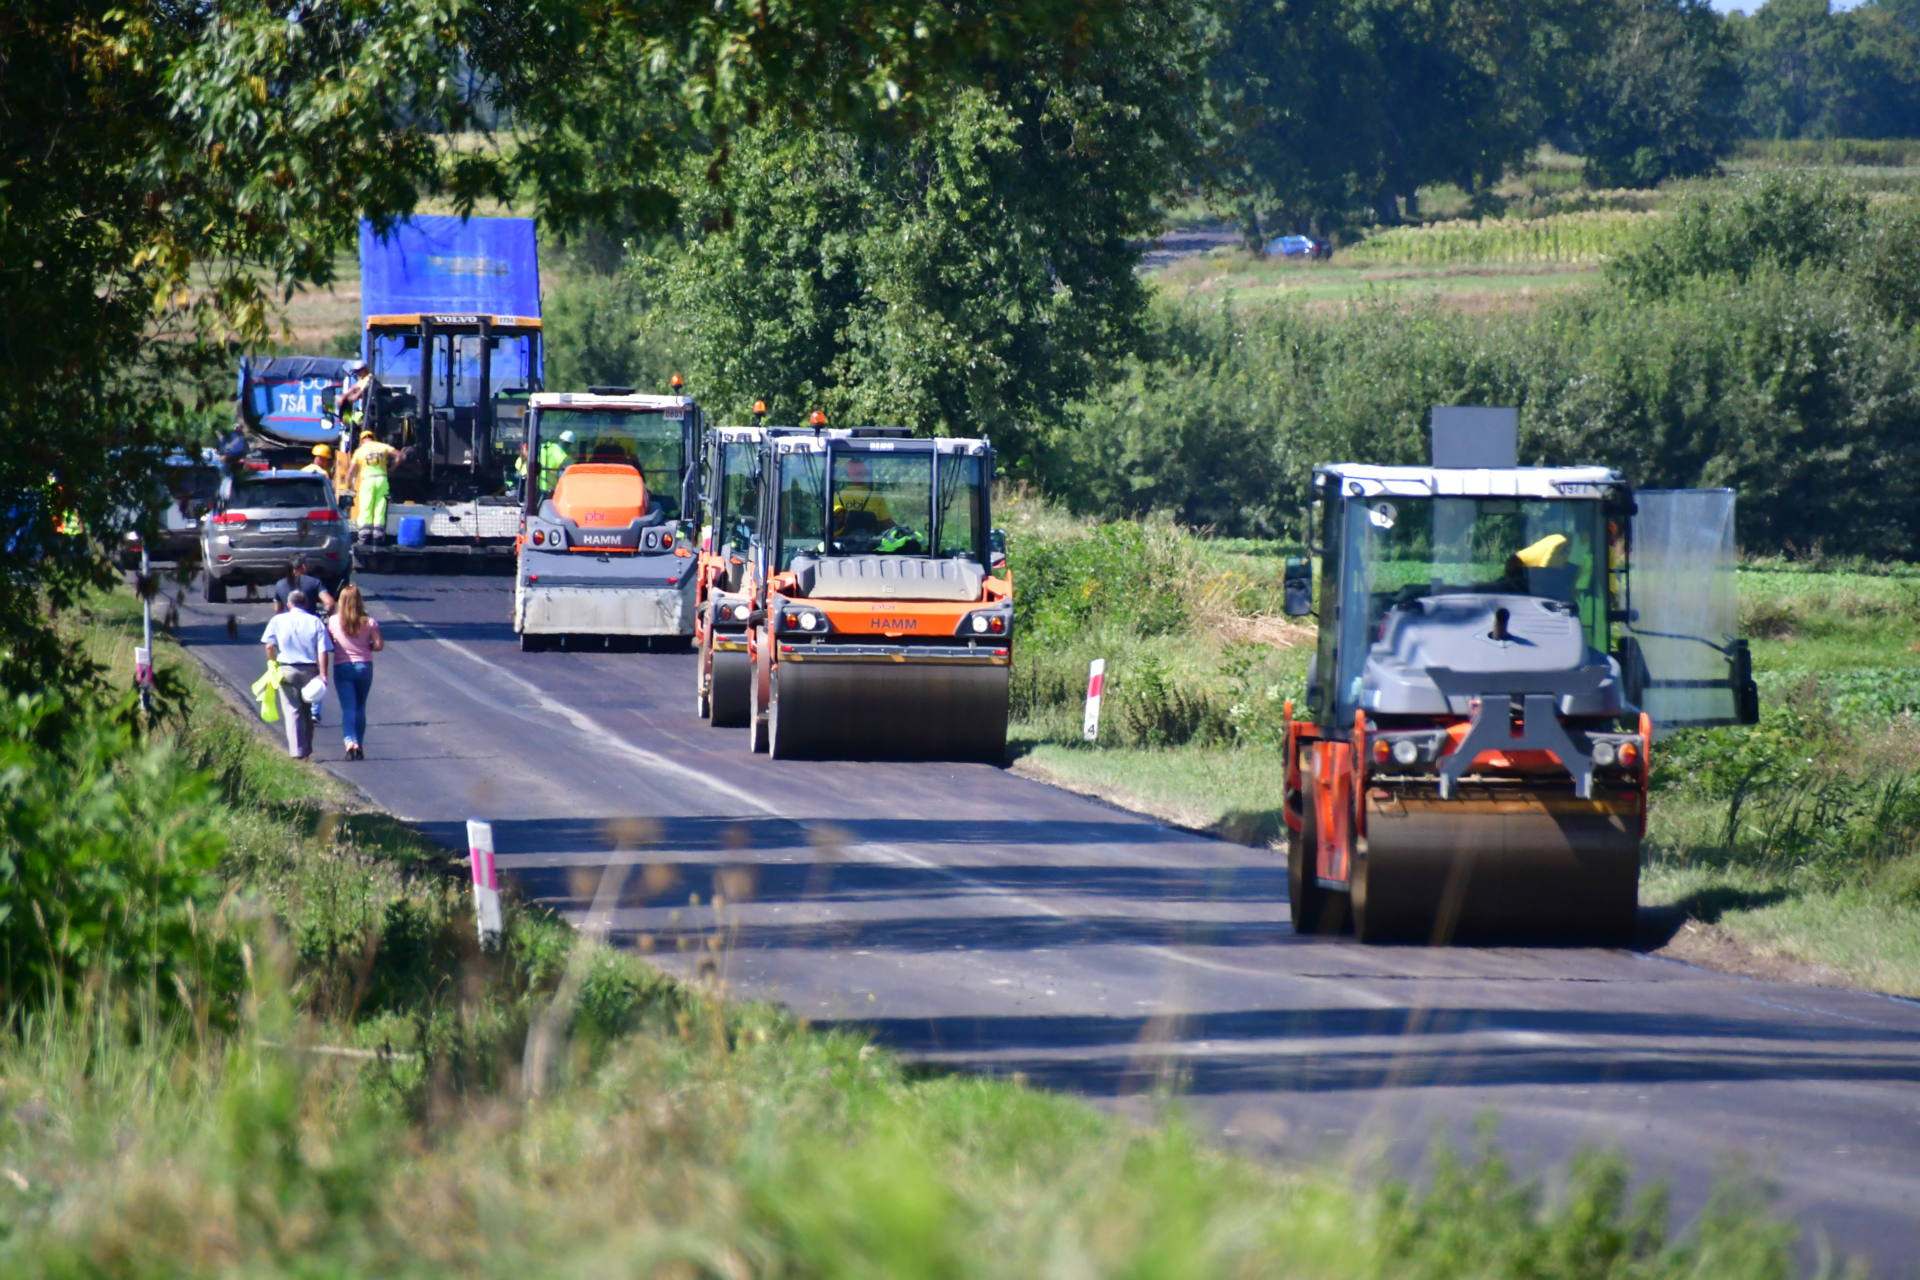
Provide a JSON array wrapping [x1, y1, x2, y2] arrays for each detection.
[[1354, 785, 1640, 944], [709, 650, 752, 728], [768, 658, 1009, 762]]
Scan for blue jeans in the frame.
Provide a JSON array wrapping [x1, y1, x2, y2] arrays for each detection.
[[335, 662, 374, 747]]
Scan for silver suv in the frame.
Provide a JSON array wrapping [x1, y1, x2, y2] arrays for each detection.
[[200, 470, 350, 603]]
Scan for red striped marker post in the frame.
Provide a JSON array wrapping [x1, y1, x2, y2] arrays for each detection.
[[1083, 658, 1106, 742], [467, 818, 503, 950]]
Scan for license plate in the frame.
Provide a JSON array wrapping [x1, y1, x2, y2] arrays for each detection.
[[261, 521, 297, 533]]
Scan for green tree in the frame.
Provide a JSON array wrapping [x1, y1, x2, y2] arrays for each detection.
[[655, 6, 1209, 463], [1560, 0, 1739, 188]]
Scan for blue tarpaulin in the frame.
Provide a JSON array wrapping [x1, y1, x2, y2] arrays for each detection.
[[358, 215, 541, 320]]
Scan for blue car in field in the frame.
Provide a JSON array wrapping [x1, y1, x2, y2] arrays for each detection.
[[1264, 233, 1332, 260]]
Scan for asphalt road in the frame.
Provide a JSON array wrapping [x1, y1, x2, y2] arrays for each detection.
[[169, 571, 1920, 1276]]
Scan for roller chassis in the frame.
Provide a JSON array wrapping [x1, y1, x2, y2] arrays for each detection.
[[1281, 448, 1756, 945], [512, 390, 703, 648], [734, 428, 1013, 762]]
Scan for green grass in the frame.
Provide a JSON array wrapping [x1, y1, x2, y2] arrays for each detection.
[[4, 586, 1818, 1275]]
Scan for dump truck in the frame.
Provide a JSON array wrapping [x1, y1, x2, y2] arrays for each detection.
[[351, 215, 544, 572], [234, 355, 358, 464], [1280, 408, 1758, 944], [513, 388, 703, 650], [740, 425, 1012, 760]]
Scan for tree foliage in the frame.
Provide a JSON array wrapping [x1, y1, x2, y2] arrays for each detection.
[[653, 4, 1209, 461], [0, 0, 1138, 681]]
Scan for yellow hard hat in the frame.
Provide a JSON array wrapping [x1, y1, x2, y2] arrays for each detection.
[[1514, 533, 1570, 569], [312, 444, 331, 458], [360, 430, 377, 440]]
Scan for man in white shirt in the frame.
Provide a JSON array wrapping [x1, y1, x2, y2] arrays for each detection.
[[262, 590, 334, 758]]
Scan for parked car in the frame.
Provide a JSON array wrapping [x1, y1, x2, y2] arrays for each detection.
[[199, 470, 350, 603], [1264, 233, 1332, 260], [117, 449, 223, 569]]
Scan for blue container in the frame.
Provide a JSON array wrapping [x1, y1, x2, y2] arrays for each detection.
[[397, 515, 428, 547]]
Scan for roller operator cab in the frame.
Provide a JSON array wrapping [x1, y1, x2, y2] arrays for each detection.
[[513, 390, 703, 649], [742, 429, 1013, 761], [1282, 459, 1759, 944], [694, 420, 808, 725]]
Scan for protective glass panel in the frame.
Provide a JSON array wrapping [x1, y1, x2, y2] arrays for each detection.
[[828, 451, 932, 555], [719, 441, 758, 551], [534, 409, 685, 518], [1332, 495, 1611, 717], [229, 478, 331, 510], [1630, 489, 1740, 728], [935, 455, 986, 559], [778, 451, 826, 569]]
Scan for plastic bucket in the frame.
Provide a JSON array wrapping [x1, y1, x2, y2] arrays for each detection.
[[397, 515, 428, 547]]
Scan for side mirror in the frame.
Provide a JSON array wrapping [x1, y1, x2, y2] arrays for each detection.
[[1731, 638, 1761, 725], [322, 386, 338, 412], [1283, 557, 1314, 617], [989, 528, 1008, 571]]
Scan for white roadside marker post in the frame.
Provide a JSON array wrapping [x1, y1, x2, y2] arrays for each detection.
[[467, 818, 503, 950], [1083, 658, 1106, 743]]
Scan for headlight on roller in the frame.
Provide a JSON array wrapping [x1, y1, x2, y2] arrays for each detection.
[[1391, 739, 1419, 766], [1592, 740, 1618, 768]]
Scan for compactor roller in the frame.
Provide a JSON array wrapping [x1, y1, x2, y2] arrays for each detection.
[[740, 426, 1012, 762], [693, 416, 806, 727], [1281, 409, 1758, 944]]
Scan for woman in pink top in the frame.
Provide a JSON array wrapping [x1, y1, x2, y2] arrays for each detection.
[[327, 584, 385, 760]]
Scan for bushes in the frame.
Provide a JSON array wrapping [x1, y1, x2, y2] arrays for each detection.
[[0, 687, 236, 1015], [1007, 515, 1305, 750], [1607, 172, 1869, 297], [1048, 175, 1920, 558], [543, 270, 688, 395]]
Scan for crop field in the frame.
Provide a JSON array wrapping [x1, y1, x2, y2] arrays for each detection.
[[1338, 209, 1657, 268]]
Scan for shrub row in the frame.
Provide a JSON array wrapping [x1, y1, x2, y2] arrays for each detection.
[[1046, 176, 1920, 558]]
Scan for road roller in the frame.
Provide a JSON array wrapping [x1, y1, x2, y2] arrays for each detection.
[[513, 387, 703, 650], [693, 407, 805, 725], [1281, 411, 1758, 943], [740, 425, 1012, 761]]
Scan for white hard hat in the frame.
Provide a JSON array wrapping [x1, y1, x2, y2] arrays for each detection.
[[558, 430, 575, 443], [348, 358, 368, 373]]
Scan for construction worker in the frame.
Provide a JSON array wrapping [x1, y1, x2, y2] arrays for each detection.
[[349, 430, 403, 543], [537, 429, 574, 495], [301, 444, 332, 477], [831, 454, 894, 539], [1502, 532, 1575, 600], [338, 358, 374, 430], [217, 421, 249, 476]]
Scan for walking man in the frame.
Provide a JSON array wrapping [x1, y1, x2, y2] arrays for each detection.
[[261, 590, 333, 759]]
